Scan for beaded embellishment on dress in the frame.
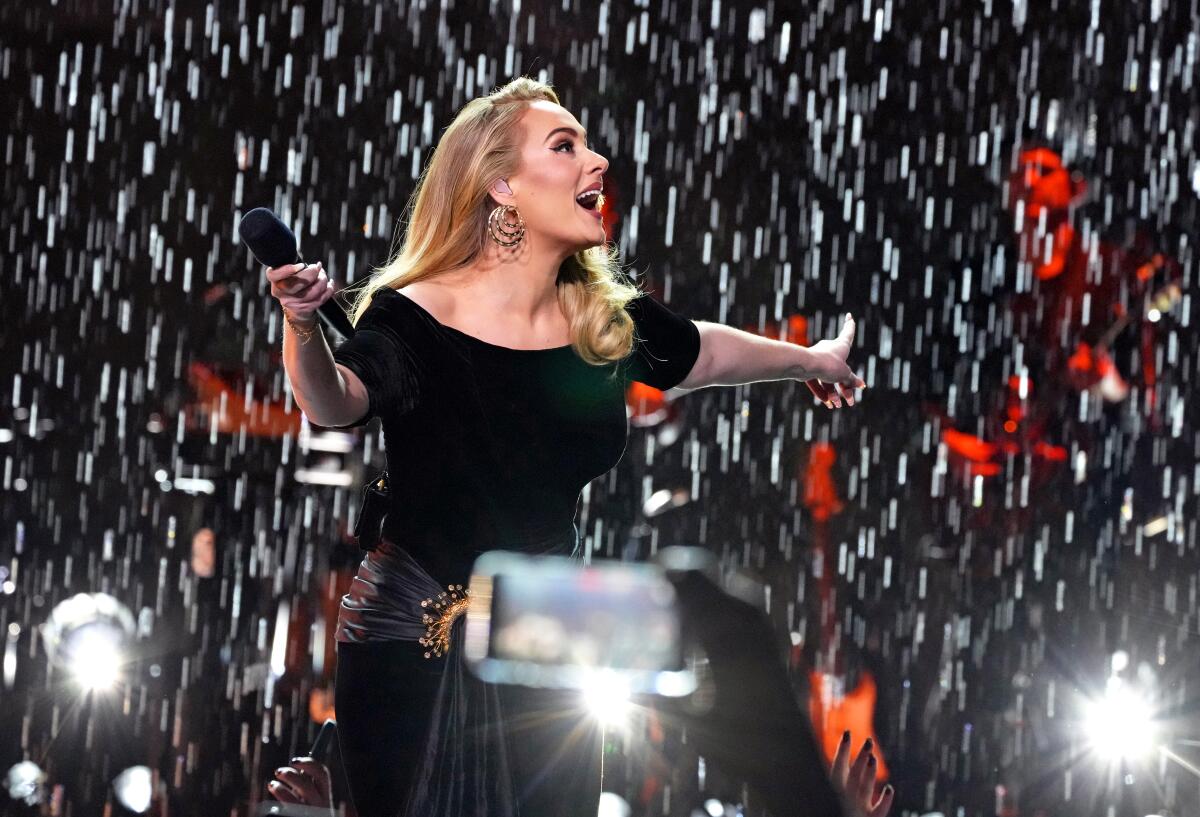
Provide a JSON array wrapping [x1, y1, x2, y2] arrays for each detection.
[[419, 584, 471, 658]]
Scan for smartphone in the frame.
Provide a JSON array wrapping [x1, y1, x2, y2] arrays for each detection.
[[464, 551, 695, 696], [309, 719, 336, 762]]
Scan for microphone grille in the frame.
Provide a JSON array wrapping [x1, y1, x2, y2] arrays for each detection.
[[238, 208, 299, 269]]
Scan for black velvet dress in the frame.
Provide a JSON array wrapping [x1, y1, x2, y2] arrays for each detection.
[[327, 286, 700, 817]]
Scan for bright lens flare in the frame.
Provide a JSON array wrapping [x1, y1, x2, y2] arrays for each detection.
[[112, 766, 154, 813], [1085, 682, 1155, 759], [582, 670, 631, 727], [69, 629, 122, 691]]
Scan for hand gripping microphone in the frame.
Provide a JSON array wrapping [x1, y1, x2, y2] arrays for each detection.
[[238, 207, 355, 340]]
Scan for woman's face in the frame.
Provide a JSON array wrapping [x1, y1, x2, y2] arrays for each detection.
[[496, 100, 609, 256]]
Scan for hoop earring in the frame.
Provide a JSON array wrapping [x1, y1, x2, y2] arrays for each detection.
[[487, 204, 526, 247]]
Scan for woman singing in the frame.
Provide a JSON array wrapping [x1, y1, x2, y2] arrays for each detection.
[[266, 77, 871, 817]]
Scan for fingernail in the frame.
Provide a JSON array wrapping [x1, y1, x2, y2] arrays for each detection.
[[884, 784, 894, 795], [841, 730, 851, 743], [864, 738, 874, 751]]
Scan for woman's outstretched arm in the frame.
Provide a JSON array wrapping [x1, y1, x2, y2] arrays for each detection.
[[672, 313, 867, 408]]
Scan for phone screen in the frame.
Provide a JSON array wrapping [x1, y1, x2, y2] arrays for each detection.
[[488, 563, 683, 673]]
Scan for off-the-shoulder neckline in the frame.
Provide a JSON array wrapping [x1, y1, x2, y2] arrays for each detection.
[[378, 287, 573, 353]]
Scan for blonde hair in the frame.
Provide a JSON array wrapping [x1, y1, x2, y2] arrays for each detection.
[[343, 76, 642, 366]]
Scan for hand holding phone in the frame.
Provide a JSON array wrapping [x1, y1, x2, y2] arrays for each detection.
[[263, 720, 336, 816], [267, 758, 331, 809]]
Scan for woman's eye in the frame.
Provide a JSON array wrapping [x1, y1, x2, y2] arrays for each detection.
[[554, 141, 574, 153]]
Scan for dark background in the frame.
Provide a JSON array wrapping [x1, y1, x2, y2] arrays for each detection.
[[2, 0, 1198, 815]]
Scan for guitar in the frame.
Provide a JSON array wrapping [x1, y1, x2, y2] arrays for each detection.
[[801, 442, 890, 780]]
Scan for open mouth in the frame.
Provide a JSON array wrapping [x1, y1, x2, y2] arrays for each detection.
[[575, 189, 603, 218]]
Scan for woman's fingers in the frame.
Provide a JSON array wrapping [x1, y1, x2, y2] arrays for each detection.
[[837, 313, 856, 346], [294, 277, 333, 309], [275, 270, 335, 319], [268, 779, 301, 804], [855, 752, 878, 805], [835, 382, 855, 407], [287, 265, 326, 297], [825, 382, 843, 408], [812, 379, 870, 408], [268, 263, 316, 293], [806, 379, 833, 405], [869, 784, 895, 817], [830, 730, 852, 788], [272, 766, 323, 803], [832, 735, 893, 817], [265, 262, 305, 283], [289, 758, 332, 800], [846, 740, 873, 801], [268, 262, 325, 298]]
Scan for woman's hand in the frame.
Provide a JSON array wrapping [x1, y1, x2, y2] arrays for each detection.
[[830, 732, 894, 817], [266, 261, 336, 324], [803, 313, 867, 409], [267, 756, 333, 813]]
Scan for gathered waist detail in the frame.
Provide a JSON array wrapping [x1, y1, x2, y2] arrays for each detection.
[[335, 542, 448, 644], [335, 528, 581, 644]]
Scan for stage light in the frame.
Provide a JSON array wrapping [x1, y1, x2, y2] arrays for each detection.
[[1085, 678, 1156, 760], [41, 593, 135, 693], [69, 625, 123, 690], [692, 800, 742, 817], [112, 766, 153, 813], [294, 467, 354, 486], [4, 761, 46, 806], [171, 476, 217, 494], [1142, 516, 1168, 537], [597, 792, 631, 817], [582, 669, 631, 727], [642, 486, 690, 518]]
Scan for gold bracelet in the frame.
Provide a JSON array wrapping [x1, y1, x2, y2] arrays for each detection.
[[283, 309, 319, 344]]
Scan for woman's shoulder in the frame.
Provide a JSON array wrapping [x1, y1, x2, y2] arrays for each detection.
[[358, 283, 443, 327], [349, 285, 450, 356], [391, 280, 457, 323]]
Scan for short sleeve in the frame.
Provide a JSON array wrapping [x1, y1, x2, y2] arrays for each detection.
[[328, 289, 422, 428], [622, 293, 701, 391]]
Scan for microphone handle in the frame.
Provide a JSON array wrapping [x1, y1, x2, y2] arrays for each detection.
[[317, 297, 355, 341]]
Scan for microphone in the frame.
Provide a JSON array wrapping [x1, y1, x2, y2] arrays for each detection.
[[238, 207, 355, 340]]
